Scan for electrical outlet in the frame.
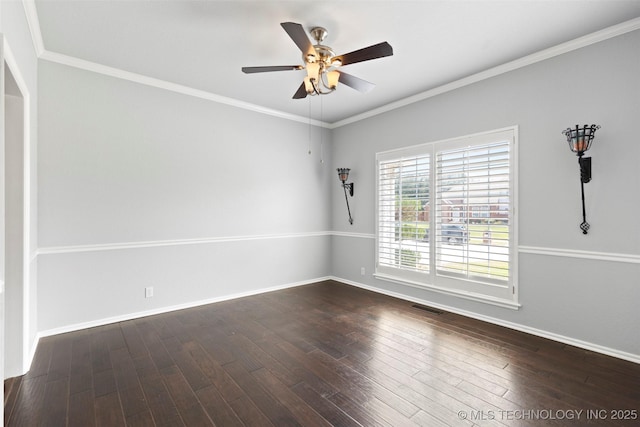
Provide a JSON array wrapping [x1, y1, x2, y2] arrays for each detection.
[[145, 286, 154, 298], [360, 267, 366, 276]]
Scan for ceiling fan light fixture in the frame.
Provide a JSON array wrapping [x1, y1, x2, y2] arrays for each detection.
[[306, 61, 320, 79], [304, 76, 315, 94], [327, 70, 340, 89], [241, 22, 393, 99]]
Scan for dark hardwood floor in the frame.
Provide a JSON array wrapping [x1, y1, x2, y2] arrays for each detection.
[[4, 280, 640, 426]]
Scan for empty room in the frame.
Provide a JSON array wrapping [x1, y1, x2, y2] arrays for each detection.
[[2, 1, 640, 426]]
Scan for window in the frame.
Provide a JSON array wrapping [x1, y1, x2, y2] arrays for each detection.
[[376, 127, 518, 308], [378, 153, 431, 274]]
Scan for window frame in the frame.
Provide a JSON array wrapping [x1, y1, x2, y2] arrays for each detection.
[[375, 126, 519, 309]]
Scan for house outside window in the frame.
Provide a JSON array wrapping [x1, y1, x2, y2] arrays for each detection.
[[375, 127, 519, 308]]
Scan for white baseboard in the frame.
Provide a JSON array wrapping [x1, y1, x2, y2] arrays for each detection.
[[25, 334, 40, 376], [331, 276, 640, 365], [37, 276, 331, 339], [32, 275, 639, 370]]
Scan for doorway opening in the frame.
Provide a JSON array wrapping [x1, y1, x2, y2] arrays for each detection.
[[3, 55, 30, 380]]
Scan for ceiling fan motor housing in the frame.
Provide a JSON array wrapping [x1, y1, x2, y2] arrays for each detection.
[[306, 45, 336, 65], [305, 27, 336, 66], [310, 27, 328, 43]]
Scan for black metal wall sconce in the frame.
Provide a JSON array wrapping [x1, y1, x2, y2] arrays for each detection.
[[337, 168, 354, 225], [561, 124, 600, 234]]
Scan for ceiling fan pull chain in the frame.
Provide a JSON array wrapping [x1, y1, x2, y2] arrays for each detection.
[[308, 97, 312, 155]]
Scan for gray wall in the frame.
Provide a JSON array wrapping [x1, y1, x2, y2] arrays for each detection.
[[33, 23, 640, 363], [37, 60, 333, 332], [331, 30, 640, 359]]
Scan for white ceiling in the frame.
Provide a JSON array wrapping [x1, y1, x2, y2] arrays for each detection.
[[33, 0, 640, 124]]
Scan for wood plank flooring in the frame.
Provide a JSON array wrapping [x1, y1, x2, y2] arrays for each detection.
[[5, 280, 640, 426]]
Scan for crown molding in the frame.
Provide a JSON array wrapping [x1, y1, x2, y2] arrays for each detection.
[[21, 0, 45, 56], [39, 50, 330, 127], [21, 1, 329, 127], [331, 16, 640, 128], [20, 1, 640, 128]]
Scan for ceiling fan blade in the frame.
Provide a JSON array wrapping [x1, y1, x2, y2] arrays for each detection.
[[292, 81, 308, 99], [337, 72, 375, 93], [334, 42, 393, 67], [281, 22, 316, 58], [242, 65, 303, 74]]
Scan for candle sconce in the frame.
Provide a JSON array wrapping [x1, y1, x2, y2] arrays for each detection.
[[337, 168, 354, 225], [561, 124, 600, 234]]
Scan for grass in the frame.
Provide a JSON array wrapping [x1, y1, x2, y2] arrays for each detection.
[[467, 224, 509, 246]]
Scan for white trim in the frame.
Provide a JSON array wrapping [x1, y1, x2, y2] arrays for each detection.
[[37, 276, 330, 339], [334, 277, 640, 365], [37, 231, 332, 255], [331, 231, 375, 240], [375, 126, 519, 306], [1, 35, 4, 418], [39, 50, 331, 128], [331, 17, 640, 128], [26, 333, 39, 375], [34, 276, 640, 365], [21, 0, 45, 56], [519, 246, 640, 264], [373, 273, 521, 310], [376, 125, 520, 157], [330, 231, 640, 266], [3, 38, 33, 376], [19, 1, 640, 128], [37, 233, 640, 265]]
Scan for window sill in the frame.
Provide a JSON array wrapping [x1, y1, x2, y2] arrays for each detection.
[[373, 273, 521, 310]]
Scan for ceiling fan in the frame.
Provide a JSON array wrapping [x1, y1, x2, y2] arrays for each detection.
[[242, 22, 393, 99]]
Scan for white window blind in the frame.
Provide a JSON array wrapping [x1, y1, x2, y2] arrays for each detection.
[[436, 141, 510, 284], [376, 127, 518, 308], [378, 154, 431, 274]]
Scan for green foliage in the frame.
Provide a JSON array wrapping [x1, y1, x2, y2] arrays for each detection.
[[400, 222, 429, 240]]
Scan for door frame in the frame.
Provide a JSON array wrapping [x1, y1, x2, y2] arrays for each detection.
[[2, 34, 33, 380]]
